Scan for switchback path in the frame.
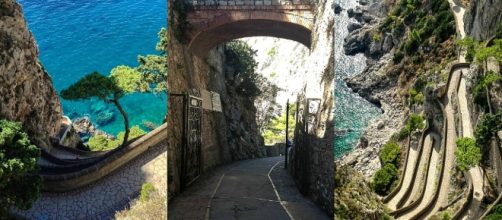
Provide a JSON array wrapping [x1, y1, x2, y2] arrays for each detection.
[[169, 156, 328, 220]]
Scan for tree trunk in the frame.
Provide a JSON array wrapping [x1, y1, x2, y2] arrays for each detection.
[[113, 98, 130, 146]]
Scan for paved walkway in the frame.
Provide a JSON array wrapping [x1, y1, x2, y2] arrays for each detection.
[[169, 156, 328, 220], [386, 137, 420, 210], [399, 134, 441, 220], [16, 141, 167, 219], [425, 69, 462, 219], [458, 71, 486, 220]]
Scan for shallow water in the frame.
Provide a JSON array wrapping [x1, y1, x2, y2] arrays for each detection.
[[334, 0, 382, 158], [18, 0, 167, 135]]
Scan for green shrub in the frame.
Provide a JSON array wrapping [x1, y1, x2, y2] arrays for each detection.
[[0, 120, 42, 217], [475, 112, 502, 147], [140, 182, 157, 202], [393, 51, 404, 63], [398, 114, 425, 140], [87, 125, 146, 151], [224, 41, 261, 97], [380, 142, 401, 166], [485, 204, 502, 220], [473, 71, 502, 110], [442, 211, 452, 220], [455, 137, 481, 171], [372, 164, 398, 195]]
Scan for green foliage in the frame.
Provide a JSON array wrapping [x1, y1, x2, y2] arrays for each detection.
[[61, 72, 123, 101], [140, 182, 156, 202], [382, 0, 455, 56], [475, 112, 502, 147], [0, 120, 42, 217], [262, 104, 296, 145], [137, 28, 168, 93], [372, 164, 398, 195], [110, 66, 150, 93], [454, 137, 481, 171], [408, 88, 424, 105], [373, 33, 382, 42], [473, 71, 502, 109], [393, 51, 404, 63], [224, 41, 261, 97], [476, 39, 502, 64], [87, 126, 146, 151], [398, 114, 425, 140], [485, 204, 502, 220], [155, 28, 168, 54], [457, 37, 477, 62], [379, 142, 401, 166], [442, 211, 452, 220]]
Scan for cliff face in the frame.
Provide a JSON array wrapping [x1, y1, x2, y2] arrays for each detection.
[[288, 0, 335, 214], [167, 29, 265, 196], [0, 0, 63, 149], [463, 0, 502, 41]]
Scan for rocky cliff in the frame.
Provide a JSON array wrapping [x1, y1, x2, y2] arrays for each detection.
[[288, 0, 335, 214], [167, 22, 266, 196], [0, 0, 63, 150], [463, 0, 502, 41]]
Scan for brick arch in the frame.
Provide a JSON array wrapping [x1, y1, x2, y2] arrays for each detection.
[[186, 8, 314, 57]]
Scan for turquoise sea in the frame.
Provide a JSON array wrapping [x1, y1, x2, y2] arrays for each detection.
[[18, 0, 167, 136], [334, 0, 382, 158]]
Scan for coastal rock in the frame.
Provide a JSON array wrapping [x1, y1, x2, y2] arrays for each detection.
[[463, 0, 502, 41], [339, 53, 407, 179], [347, 22, 362, 32], [343, 28, 372, 55], [0, 0, 63, 150], [334, 3, 343, 14], [72, 117, 113, 141], [95, 110, 115, 126]]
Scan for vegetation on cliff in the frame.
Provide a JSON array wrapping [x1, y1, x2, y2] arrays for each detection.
[[115, 182, 166, 219], [262, 104, 297, 145], [0, 120, 41, 218], [373, 141, 401, 195], [87, 126, 146, 151], [335, 165, 390, 219], [454, 137, 481, 171]]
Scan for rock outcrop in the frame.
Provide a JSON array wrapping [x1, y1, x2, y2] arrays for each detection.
[[0, 0, 62, 150], [463, 0, 502, 41]]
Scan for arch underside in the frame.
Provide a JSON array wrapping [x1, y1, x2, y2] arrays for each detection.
[[188, 19, 312, 57]]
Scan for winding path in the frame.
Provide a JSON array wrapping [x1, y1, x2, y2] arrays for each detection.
[[398, 134, 442, 220], [169, 156, 328, 220], [457, 70, 486, 220]]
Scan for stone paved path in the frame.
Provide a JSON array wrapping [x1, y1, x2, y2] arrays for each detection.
[[386, 137, 420, 210], [169, 156, 328, 220], [16, 141, 167, 219], [398, 134, 441, 220]]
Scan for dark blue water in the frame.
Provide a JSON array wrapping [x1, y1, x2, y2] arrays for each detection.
[[18, 0, 167, 135], [334, 0, 382, 158]]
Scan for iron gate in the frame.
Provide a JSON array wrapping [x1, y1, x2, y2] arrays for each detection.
[[181, 90, 203, 189]]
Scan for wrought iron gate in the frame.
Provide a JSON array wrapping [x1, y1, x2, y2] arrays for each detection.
[[181, 90, 203, 188]]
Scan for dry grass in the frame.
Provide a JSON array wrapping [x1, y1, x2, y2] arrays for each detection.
[[115, 184, 167, 220]]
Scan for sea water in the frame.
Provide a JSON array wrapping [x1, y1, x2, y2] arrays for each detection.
[[18, 0, 167, 135], [334, 0, 382, 158]]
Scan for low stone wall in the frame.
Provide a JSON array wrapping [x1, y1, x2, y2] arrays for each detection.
[[42, 123, 168, 192], [265, 143, 286, 157]]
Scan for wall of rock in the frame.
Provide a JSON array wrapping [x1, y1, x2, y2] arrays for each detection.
[[463, 0, 502, 41], [0, 0, 62, 150], [288, 0, 335, 215], [166, 5, 266, 196]]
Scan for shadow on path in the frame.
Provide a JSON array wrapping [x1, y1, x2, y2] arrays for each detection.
[[169, 156, 328, 220]]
